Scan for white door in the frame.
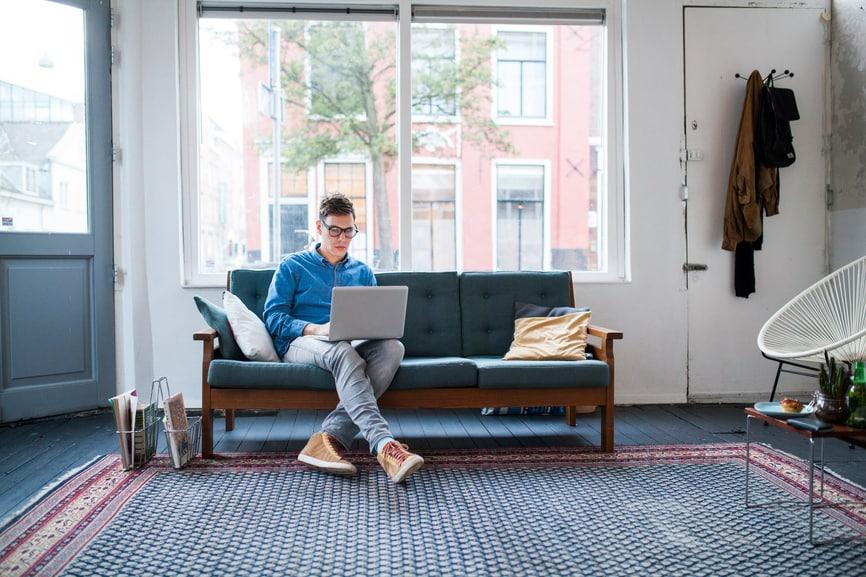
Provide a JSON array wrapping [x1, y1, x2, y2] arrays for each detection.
[[684, 7, 827, 401]]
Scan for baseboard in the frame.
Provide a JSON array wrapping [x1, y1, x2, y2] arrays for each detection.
[[687, 389, 815, 403], [614, 393, 687, 405]]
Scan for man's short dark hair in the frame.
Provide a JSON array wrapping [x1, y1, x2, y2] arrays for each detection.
[[319, 193, 356, 221]]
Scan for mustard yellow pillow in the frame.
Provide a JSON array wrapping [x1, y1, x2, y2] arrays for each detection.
[[503, 311, 591, 361]]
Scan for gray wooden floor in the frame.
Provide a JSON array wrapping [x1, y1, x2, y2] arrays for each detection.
[[1, 405, 864, 522]]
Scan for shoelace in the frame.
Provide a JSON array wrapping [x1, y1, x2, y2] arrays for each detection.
[[322, 434, 344, 459], [382, 442, 411, 465]]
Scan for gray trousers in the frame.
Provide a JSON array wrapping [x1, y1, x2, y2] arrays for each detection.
[[284, 337, 404, 453]]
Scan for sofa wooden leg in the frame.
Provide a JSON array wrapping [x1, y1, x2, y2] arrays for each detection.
[[202, 406, 214, 458], [225, 409, 235, 431], [600, 404, 614, 453], [565, 405, 577, 426]]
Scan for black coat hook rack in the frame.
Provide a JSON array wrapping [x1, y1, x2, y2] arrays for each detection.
[[734, 69, 795, 83]]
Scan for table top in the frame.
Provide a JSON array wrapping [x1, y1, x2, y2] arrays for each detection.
[[745, 407, 866, 445]]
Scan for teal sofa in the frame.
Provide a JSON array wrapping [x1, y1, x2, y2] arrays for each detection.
[[194, 270, 623, 456]]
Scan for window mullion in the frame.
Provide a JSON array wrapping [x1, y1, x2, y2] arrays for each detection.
[[398, 0, 412, 271]]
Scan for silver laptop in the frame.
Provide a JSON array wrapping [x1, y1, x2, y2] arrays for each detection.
[[318, 286, 408, 342]]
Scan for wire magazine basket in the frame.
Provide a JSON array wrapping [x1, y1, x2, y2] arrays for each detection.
[[154, 377, 202, 469], [114, 378, 201, 471], [113, 382, 160, 471]]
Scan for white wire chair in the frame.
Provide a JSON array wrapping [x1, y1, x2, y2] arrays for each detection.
[[758, 255, 866, 400]]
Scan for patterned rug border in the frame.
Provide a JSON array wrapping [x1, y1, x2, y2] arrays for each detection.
[[1, 443, 864, 577]]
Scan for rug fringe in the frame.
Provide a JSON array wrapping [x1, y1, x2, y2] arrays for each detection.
[[0, 454, 106, 532], [822, 465, 866, 492]]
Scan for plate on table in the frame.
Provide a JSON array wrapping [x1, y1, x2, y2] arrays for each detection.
[[754, 401, 816, 419]]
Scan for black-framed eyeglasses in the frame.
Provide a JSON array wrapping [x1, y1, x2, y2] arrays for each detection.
[[322, 221, 359, 239]]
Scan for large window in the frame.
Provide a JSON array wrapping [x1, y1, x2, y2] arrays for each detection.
[[191, 11, 398, 275], [184, 2, 621, 284]]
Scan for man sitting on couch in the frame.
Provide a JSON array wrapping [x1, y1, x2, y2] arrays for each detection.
[[263, 193, 424, 483]]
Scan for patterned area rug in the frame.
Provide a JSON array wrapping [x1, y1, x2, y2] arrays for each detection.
[[1, 444, 864, 577]]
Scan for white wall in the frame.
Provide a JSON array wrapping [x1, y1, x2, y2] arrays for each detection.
[[830, 0, 866, 270], [114, 0, 825, 407], [113, 0, 155, 395]]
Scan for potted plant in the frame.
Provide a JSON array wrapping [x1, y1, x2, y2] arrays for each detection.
[[815, 354, 850, 424]]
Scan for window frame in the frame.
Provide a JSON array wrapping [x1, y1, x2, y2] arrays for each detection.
[[491, 24, 554, 126], [491, 158, 552, 271], [316, 156, 374, 264], [179, 0, 626, 286], [411, 157, 462, 271], [258, 160, 315, 264]]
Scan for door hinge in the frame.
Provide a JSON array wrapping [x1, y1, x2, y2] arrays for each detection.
[[113, 265, 124, 289], [111, 46, 120, 66], [110, 9, 120, 29], [112, 147, 122, 163], [679, 148, 704, 162]]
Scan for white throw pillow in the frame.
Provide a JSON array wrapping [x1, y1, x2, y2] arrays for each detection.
[[222, 291, 280, 362]]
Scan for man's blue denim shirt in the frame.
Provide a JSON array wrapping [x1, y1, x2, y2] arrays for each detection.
[[263, 244, 377, 357]]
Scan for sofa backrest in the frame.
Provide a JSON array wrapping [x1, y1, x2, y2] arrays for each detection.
[[227, 268, 571, 358], [459, 271, 573, 356], [229, 269, 275, 320], [376, 271, 462, 357]]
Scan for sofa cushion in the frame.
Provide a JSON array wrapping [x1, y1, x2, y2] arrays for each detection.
[[376, 271, 462, 357], [504, 311, 592, 361], [229, 269, 275, 320], [209, 359, 335, 390], [223, 291, 280, 362], [469, 356, 609, 389], [460, 272, 573, 356], [391, 357, 477, 390], [194, 296, 247, 361]]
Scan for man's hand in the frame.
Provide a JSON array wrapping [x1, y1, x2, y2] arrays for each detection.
[[303, 322, 330, 337]]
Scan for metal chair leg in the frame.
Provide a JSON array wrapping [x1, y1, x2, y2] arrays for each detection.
[[769, 361, 783, 402]]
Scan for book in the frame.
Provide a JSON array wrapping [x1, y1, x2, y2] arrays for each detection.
[[109, 390, 137, 469], [133, 402, 157, 466], [163, 392, 192, 468]]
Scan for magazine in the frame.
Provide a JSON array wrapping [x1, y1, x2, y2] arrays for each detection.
[[163, 392, 192, 468], [108, 390, 137, 469]]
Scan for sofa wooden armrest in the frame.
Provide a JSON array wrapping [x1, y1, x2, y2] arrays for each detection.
[[194, 328, 217, 342], [587, 325, 624, 340]]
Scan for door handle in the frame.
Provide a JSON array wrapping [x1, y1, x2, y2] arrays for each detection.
[[683, 263, 708, 272]]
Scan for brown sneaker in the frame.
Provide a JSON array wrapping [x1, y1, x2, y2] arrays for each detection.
[[376, 441, 424, 483], [298, 432, 357, 476]]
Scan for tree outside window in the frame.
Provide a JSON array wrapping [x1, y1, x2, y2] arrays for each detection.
[[411, 27, 457, 117]]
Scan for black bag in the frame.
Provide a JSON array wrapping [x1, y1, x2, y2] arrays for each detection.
[[757, 81, 799, 168]]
